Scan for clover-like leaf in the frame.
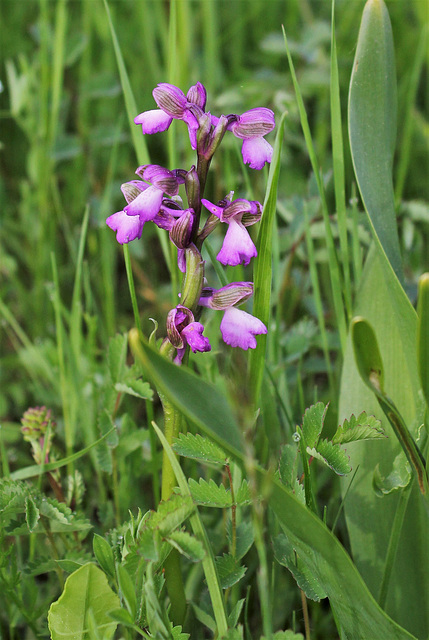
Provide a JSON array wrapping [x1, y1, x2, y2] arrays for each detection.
[[332, 412, 385, 444], [307, 439, 351, 476], [301, 402, 327, 448], [173, 432, 227, 465]]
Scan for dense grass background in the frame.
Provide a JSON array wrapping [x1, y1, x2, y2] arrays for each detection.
[[0, 1, 428, 638]]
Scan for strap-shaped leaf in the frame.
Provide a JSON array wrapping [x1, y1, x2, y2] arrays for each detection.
[[348, 0, 403, 280]]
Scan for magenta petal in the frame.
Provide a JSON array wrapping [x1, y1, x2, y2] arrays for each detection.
[[241, 138, 273, 170], [217, 219, 257, 266], [134, 109, 173, 134], [181, 322, 211, 353], [124, 185, 163, 221], [201, 198, 224, 219], [153, 83, 187, 117], [186, 82, 207, 110], [220, 307, 267, 350], [106, 211, 144, 244]]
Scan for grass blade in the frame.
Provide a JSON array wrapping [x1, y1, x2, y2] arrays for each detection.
[[249, 112, 287, 405]]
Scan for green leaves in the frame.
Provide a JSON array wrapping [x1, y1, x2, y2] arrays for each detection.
[[273, 533, 326, 602], [188, 478, 251, 508], [48, 563, 120, 640], [173, 432, 227, 465], [332, 412, 385, 444], [348, 0, 402, 280]]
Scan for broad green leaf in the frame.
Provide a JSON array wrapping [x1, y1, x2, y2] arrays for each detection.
[[301, 402, 327, 448], [249, 112, 287, 404], [166, 530, 205, 562], [417, 273, 429, 406], [25, 496, 39, 532], [228, 521, 254, 561], [332, 412, 385, 444], [129, 330, 243, 455], [339, 246, 428, 638], [348, 0, 403, 280], [215, 554, 247, 589], [48, 563, 120, 640], [107, 333, 128, 384], [307, 440, 351, 476], [145, 323, 418, 638], [351, 316, 428, 495], [173, 432, 227, 465], [92, 535, 114, 575], [272, 533, 326, 602], [373, 453, 411, 496]]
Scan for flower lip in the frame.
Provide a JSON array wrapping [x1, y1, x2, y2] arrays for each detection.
[[220, 306, 267, 350], [106, 210, 144, 244], [133, 109, 173, 134]]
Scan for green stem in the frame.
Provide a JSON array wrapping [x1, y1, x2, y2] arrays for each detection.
[[123, 244, 142, 334]]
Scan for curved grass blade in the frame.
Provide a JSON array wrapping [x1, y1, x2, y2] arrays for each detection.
[[348, 0, 403, 281], [249, 112, 287, 405], [10, 427, 116, 481], [417, 273, 429, 407]]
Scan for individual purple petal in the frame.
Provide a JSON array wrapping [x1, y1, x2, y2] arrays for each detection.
[[217, 219, 257, 266], [181, 322, 211, 353], [120, 180, 149, 204], [134, 109, 173, 134], [187, 82, 207, 110], [124, 185, 163, 221], [177, 249, 187, 273], [241, 137, 273, 170], [201, 198, 225, 219], [230, 107, 275, 139], [182, 109, 200, 150], [153, 83, 187, 117], [220, 307, 267, 350], [106, 211, 144, 244], [136, 164, 183, 196]]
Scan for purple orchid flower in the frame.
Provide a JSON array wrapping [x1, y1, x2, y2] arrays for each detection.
[[167, 305, 211, 364], [201, 194, 262, 266], [134, 82, 207, 150], [228, 107, 275, 170], [199, 282, 267, 350]]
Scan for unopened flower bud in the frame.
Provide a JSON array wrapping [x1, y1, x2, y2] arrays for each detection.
[[186, 82, 207, 110], [185, 166, 200, 212], [180, 244, 205, 310], [170, 209, 195, 249], [153, 83, 187, 117], [21, 406, 55, 441]]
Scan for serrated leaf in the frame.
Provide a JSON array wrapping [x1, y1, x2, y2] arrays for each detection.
[[235, 480, 252, 506], [108, 333, 128, 384], [25, 496, 39, 532], [273, 533, 327, 602], [108, 608, 134, 626], [220, 629, 243, 640], [150, 494, 195, 536], [166, 530, 205, 562], [301, 402, 327, 448], [215, 554, 246, 589], [332, 412, 385, 444], [137, 527, 159, 562], [48, 563, 120, 639], [188, 478, 231, 508], [93, 534, 116, 579], [115, 379, 153, 400], [307, 440, 351, 476], [373, 452, 412, 496], [173, 432, 227, 465], [171, 625, 190, 640]]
